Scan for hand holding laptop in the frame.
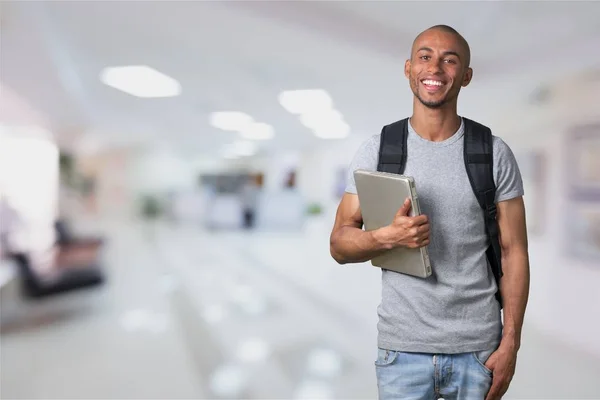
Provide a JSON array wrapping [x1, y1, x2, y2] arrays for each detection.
[[378, 197, 430, 250], [353, 169, 432, 277]]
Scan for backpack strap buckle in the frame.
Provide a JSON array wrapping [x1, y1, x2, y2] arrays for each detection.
[[486, 203, 497, 219], [485, 204, 499, 238]]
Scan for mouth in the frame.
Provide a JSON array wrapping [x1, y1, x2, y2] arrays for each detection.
[[420, 78, 446, 92]]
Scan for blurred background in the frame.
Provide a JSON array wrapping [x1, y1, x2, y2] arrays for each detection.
[[1, 1, 600, 399]]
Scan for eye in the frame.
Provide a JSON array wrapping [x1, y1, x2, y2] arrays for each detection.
[[420, 55, 430, 61], [444, 59, 457, 64]]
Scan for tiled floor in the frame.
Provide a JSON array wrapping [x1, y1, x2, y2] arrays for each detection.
[[1, 218, 599, 399]]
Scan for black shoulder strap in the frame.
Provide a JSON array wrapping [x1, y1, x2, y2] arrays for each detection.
[[377, 118, 409, 174], [463, 117, 504, 308]]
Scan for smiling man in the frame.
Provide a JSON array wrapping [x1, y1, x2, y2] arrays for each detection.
[[329, 25, 530, 400]]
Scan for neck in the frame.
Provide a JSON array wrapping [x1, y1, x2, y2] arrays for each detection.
[[410, 98, 461, 142]]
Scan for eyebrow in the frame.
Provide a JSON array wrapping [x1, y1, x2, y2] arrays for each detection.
[[417, 47, 462, 60]]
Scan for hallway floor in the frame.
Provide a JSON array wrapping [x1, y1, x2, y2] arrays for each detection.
[[2, 218, 599, 399]]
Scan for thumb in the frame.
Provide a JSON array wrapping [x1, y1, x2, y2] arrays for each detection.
[[396, 197, 411, 216]]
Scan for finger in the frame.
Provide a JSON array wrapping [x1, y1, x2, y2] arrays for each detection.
[[418, 223, 430, 235], [484, 352, 498, 372], [396, 197, 411, 216], [485, 379, 501, 400], [411, 214, 428, 226], [415, 231, 429, 244], [415, 233, 428, 244], [413, 236, 429, 247]]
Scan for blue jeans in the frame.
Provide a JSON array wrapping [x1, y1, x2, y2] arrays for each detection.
[[375, 347, 495, 400]]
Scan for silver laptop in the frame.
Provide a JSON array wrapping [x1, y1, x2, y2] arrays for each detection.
[[353, 169, 432, 278]]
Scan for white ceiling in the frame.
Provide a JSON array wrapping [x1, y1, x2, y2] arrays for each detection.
[[2, 1, 600, 159]]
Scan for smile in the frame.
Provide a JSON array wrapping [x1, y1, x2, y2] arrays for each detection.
[[420, 79, 446, 92]]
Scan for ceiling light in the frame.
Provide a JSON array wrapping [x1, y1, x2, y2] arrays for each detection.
[[210, 111, 254, 132], [279, 89, 333, 114], [312, 120, 350, 139], [299, 109, 345, 131], [100, 65, 181, 98], [240, 122, 274, 140], [313, 126, 349, 139]]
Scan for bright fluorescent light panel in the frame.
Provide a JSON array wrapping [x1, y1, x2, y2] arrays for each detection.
[[240, 122, 274, 140], [279, 89, 349, 139], [210, 112, 275, 141], [210, 111, 253, 132], [278, 89, 333, 115], [100, 65, 181, 98]]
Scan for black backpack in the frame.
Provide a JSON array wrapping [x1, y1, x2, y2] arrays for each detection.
[[376, 117, 503, 307]]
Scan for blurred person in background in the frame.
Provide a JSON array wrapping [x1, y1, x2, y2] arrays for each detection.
[[329, 25, 529, 400], [240, 174, 260, 229], [285, 170, 297, 190]]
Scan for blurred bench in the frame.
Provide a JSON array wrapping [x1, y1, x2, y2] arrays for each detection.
[[55, 220, 105, 248], [10, 250, 105, 299], [7, 219, 107, 299]]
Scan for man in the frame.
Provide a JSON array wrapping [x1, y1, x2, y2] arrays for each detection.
[[329, 25, 530, 400], [240, 175, 260, 229]]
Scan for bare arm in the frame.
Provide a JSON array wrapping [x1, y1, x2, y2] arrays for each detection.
[[497, 195, 530, 350], [484, 195, 530, 400], [329, 193, 430, 264], [329, 193, 391, 264]]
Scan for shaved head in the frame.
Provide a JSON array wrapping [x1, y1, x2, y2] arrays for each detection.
[[404, 24, 474, 109], [411, 25, 471, 67]]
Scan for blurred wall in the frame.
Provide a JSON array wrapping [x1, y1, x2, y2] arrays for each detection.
[[129, 149, 199, 195], [499, 69, 600, 356], [0, 84, 50, 128], [0, 84, 58, 271], [297, 136, 367, 216]]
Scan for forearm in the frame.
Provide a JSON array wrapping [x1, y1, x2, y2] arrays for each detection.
[[499, 249, 530, 351], [330, 225, 393, 264]]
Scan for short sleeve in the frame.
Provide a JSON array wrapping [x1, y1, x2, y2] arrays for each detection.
[[344, 134, 380, 194], [492, 136, 524, 203]]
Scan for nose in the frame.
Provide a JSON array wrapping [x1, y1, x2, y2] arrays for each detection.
[[427, 59, 443, 74]]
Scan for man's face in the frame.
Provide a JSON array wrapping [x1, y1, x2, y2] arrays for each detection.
[[405, 29, 472, 109]]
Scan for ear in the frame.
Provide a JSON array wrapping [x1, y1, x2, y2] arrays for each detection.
[[404, 59, 411, 79], [462, 67, 473, 87]]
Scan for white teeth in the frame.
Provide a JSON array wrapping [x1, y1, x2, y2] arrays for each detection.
[[423, 80, 443, 86]]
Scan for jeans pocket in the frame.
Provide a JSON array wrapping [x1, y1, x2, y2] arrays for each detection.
[[472, 350, 494, 377], [374, 348, 399, 367]]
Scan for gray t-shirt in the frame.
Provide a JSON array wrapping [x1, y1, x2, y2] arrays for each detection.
[[345, 117, 524, 354]]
